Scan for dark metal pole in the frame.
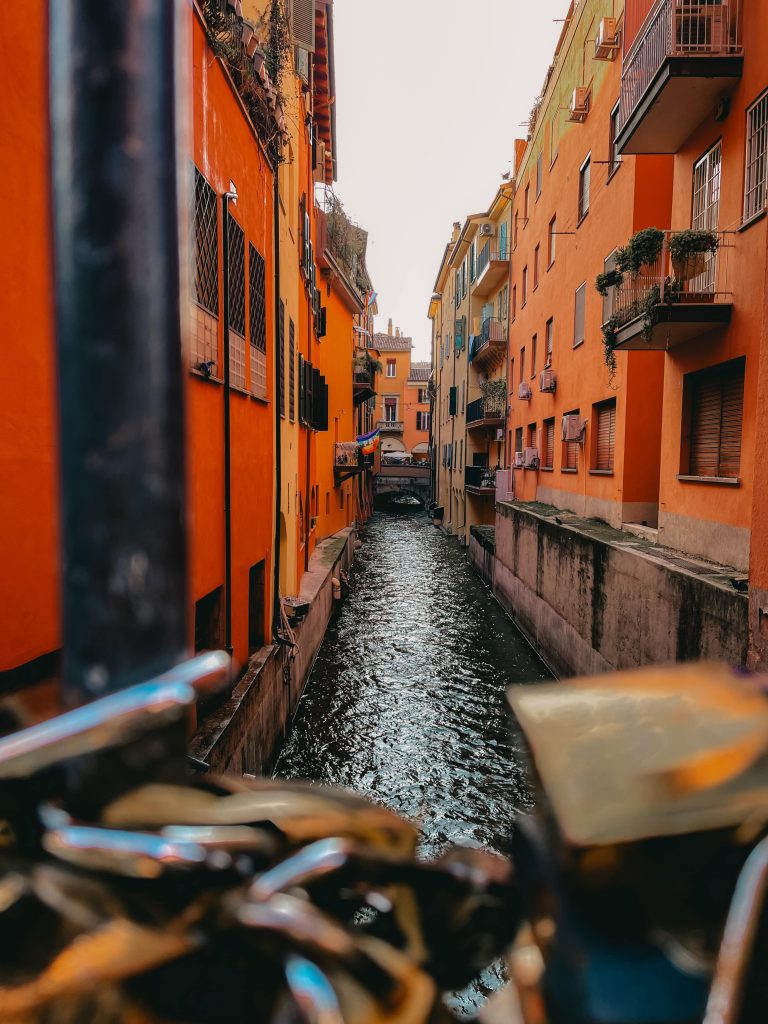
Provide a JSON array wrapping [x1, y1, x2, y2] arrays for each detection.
[[272, 173, 283, 638], [222, 195, 233, 657], [50, 4, 186, 709]]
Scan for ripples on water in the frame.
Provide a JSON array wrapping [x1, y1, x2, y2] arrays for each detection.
[[276, 504, 552, 1014]]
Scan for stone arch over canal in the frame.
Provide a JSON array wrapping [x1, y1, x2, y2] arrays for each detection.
[[373, 464, 431, 508]]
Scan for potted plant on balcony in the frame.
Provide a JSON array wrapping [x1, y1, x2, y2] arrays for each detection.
[[669, 229, 719, 292]]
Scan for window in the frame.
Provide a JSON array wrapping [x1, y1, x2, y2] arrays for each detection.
[[524, 184, 530, 222], [248, 561, 266, 655], [227, 213, 246, 390], [386, 359, 396, 377], [578, 155, 591, 222], [531, 334, 537, 378], [299, 356, 328, 431], [602, 252, 618, 325], [248, 245, 267, 352], [499, 221, 508, 259], [512, 284, 517, 321], [683, 359, 745, 479], [498, 286, 508, 322], [563, 409, 580, 471], [194, 586, 223, 653], [384, 396, 398, 421], [455, 317, 465, 352], [533, 245, 540, 289], [449, 387, 457, 416], [470, 240, 476, 282], [546, 318, 554, 364], [522, 266, 528, 306], [543, 418, 555, 469], [514, 211, 519, 249], [193, 168, 219, 315], [548, 216, 556, 267], [593, 400, 616, 472], [608, 102, 621, 178], [417, 411, 431, 432], [289, 319, 296, 421], [520, 346, 526, 382], [693, 142, 722, 231], [418, 388, 426, 403], [573, 283, 586, 347], [536, 153, 543, 198], [745, 91, 768, 222], [528, 422, 537, 450], [515, 426, 523, 455], [461, 380, 465, 413], [455, 271, 461, 307], [460, 439, 464, 470], [278, 300, 285, 417]]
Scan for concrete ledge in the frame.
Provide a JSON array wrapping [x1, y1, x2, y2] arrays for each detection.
[[491, 500, 748, 676]]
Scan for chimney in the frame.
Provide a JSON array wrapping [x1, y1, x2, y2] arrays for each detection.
[[396, 327, 400, 338], [387, 318, 393, 336]]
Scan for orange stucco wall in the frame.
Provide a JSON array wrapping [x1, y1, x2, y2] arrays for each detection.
[[0, 4, 60, 674], [190, 9, 275, 668], [403, 383, 430, 456]]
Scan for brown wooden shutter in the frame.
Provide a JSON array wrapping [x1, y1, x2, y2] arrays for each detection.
[[596, 401, 616, 471], [290, 0, 316, 52], [690, 363, 744, 478], [544, 419, 554, 468]]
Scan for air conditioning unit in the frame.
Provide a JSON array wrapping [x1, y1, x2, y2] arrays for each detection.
[[524, 447, 540, 469], [539, 368, 557, 393], [562, 414, 586, 442], [479, 224, 495, 237], [514, 451, 525, 468], [569, 86, 589, 123], [594, 17, 619, 60], [518, 382, 532, 400]]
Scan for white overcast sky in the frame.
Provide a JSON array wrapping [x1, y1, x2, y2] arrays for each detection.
[[332, 0, 566, 360]]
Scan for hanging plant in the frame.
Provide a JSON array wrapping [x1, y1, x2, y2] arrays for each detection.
[[595, 269, 623, 296], [669, 229, 719, 281], [479, 378, 507, 405], [615, 227, 665, 277]]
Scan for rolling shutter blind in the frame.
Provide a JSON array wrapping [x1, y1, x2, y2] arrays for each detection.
[[564, 410, 579, 470], [290, 0, 316, 52], [595, 401, 616, 471], [544, 420, 554, 468], [690, 365, 744, 477]]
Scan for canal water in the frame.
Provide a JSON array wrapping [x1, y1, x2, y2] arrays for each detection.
[[275, 503, 552, 1012]]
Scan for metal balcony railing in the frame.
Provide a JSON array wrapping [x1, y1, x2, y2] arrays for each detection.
[[612, 230, 731, 328], [377, 419, 404, 433], [466, 393, 506, 424], [620, 0, 743, 131], [476, 243, 510, 278], [465, 465, 497, 490]]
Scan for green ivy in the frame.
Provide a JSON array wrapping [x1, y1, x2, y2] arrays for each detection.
[[668, 229, 719, 267]]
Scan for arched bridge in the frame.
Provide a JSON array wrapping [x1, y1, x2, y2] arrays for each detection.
[[374, 464, 431, 507]]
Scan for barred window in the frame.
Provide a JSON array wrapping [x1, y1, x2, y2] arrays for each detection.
[[193, 167, 218, 315], [227, 214, 246, 336], [745, 91, 768, 222], [278, 301, 285, 417], [248, 244, 267, 352], [289, 319, 296, 422]]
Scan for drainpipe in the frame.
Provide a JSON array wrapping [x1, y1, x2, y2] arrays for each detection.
[[222, 193, 235, 658], [272, 163, 282, 637]]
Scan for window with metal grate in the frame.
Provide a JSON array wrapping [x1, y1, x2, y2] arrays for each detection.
[[745, 91, 768, 222], [227, 214, 245, 335], [594, 399, 616, 472], [687, 360, 744, 478], [193, 167, 218, 315], [278, 301, 285, 417], [248, 244, 267, 352]]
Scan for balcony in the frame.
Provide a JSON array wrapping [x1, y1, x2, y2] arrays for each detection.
[[470, 318, 507, 371], [465, 465, 497, 496], [466, 392, 506, 430], [334, 442, 363, 483], [616, 0, 744, 154], [473, 243, 510, 296], [377, 419, 404, 434], [609, 232, 732, 351], [353, 359, 377, 406]]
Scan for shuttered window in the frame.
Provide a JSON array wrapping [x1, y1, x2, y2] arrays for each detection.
[[563, 409, 580, 470], [290, 0, 316, 54], [543, 419, 555, 469], [745, 91, 768, 222], [687, 361, 745, 478], [289, 319, 296, 422], [594, 400, 616, 472], [574, 283, 586, 347]]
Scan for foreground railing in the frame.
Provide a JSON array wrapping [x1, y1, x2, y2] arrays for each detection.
[[465, 465, 497, 490], [620, 0, 743, 130], [466, 394, 506, 423], [476, 243, 509, 278]]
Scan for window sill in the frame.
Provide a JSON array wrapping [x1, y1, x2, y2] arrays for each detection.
[[738, 208, 766, 233], [589, 469, 614, 476], [547, 261, 554, 272], [250, 393, 270, 405], [676, 474, 740, 486], [230, 385, 251, 397], [540, 466, 554, 473], [190, 368, 223, 385], [561, 468, 578, 474], [573, 340, 584, 349]]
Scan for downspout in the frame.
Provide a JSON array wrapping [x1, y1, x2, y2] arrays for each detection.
[[222, 193, 234, 657], [272, 162, 282, 637]]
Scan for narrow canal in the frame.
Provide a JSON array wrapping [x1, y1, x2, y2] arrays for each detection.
[[276, 502, 551, 854]]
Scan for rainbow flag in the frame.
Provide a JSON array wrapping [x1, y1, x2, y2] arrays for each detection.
[[357, 427, 380, 455]]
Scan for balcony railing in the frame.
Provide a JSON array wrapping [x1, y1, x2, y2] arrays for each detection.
[[469, 318, 507, 369], [618, 0, 743, 151], [466, 393, 506, 425], [465, 465, 497, 492], [476, 243, 509, 277], [610, 230, 733, 349], [377, 419, 404, 433]]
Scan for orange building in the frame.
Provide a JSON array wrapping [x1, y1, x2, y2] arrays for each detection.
[[374, 322, 416, 456], [405, 362, 432, 461]]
